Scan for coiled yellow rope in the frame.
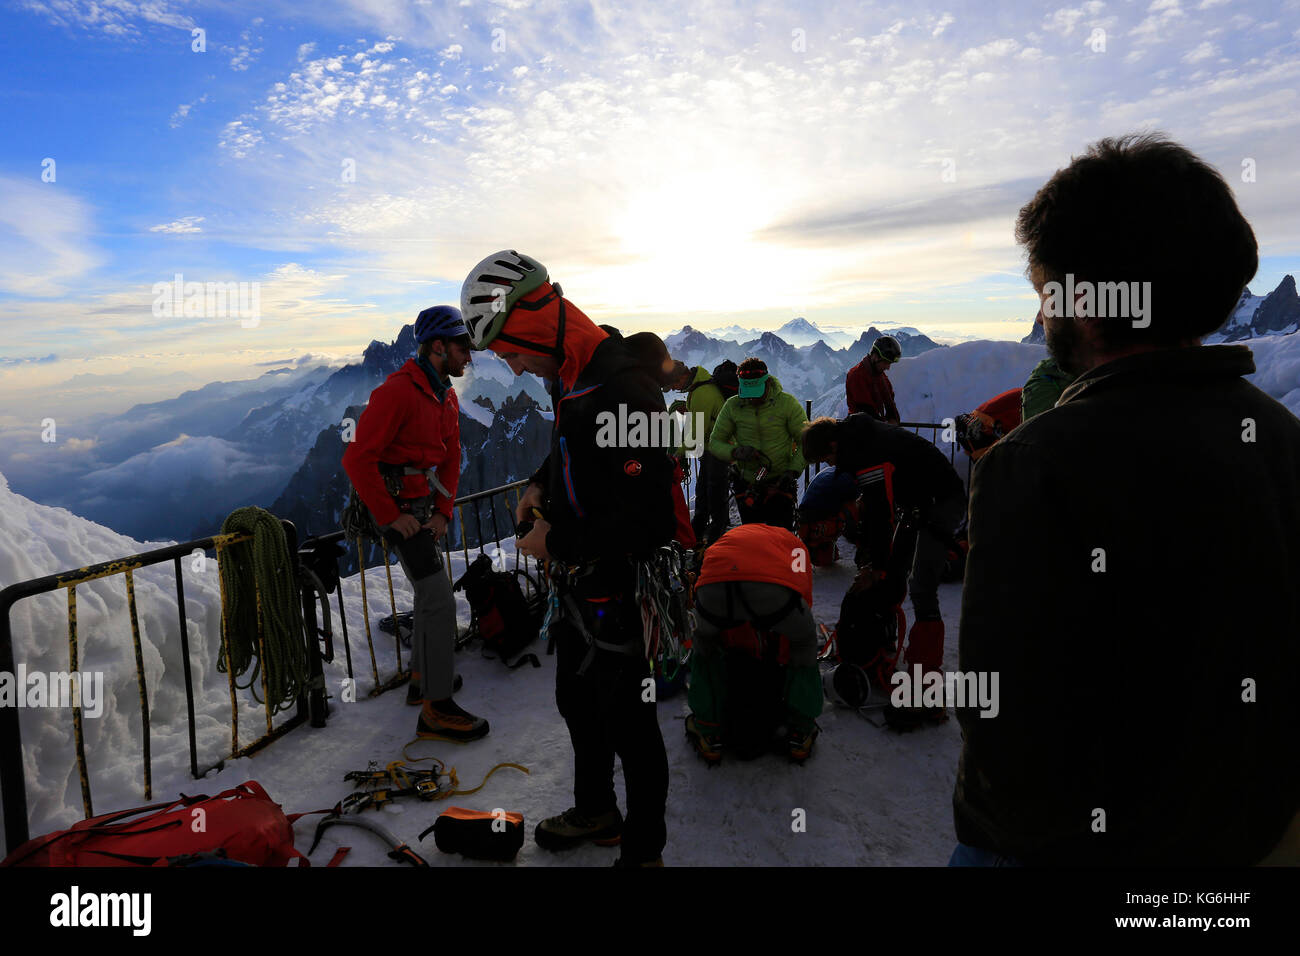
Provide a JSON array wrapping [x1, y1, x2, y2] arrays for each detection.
[[217, 506, 309, 714]]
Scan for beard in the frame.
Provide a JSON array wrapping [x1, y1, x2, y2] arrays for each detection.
[[1044, 317, 1088, 377]]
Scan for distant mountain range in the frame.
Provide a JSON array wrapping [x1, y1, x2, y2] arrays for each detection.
[[664, 323, 943, 420], [11, 316, 942, 546], [1020, 274, 1300, 344], [682, 317, 929, 352]]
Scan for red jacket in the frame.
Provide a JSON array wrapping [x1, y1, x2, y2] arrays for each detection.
[[671, 460, 697, 550], [342, 359, 460, 527], [845, 357, 898, 420], [957, 387, 1023, 461]]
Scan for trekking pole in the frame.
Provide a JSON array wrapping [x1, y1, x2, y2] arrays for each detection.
[[335, 583, 354, 683], [509, 487, 525, 580], [456, 503, 471, 578], [66, 586, 93, 819], [489, 494, 502, 555], [444, 526, 455, 585], [473, 500, 486, 558], [215, 539, 241, 759], [379, 540, 403, 674], [124, 569, 153, 800], [255, 589, 273, 737], [172, 555, 200, 780], [355, 537, 381, 692]]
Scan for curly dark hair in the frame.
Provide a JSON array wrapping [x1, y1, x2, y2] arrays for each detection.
[[801, 416, 838, 461], [1015, 133, 1257, 350]]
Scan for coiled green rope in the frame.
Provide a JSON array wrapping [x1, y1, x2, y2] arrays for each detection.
[[217, 506, 308, 714]]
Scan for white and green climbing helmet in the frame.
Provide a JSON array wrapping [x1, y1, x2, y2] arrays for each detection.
[[871, 335, 902, 363], [460, 250, 552, 350]]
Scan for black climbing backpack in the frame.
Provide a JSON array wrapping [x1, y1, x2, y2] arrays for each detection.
[[452, 554, 546, 668]]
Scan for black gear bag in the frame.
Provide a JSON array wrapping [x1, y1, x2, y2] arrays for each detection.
[[453, 553, 546, 668]]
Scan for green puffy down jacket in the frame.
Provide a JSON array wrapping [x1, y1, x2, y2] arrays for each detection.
[[708, 376, 808, 482]]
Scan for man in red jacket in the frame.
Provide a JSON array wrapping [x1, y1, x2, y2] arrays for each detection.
[[342, 305, 488, 741], [845, 335, 901, 422]]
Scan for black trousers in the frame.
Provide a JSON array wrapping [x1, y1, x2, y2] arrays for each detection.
[[553, 594, 668, 863], [691, 453, 730, 544]]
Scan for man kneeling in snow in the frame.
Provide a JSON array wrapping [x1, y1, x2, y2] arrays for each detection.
[[685, 524, 823, 764], [953, 134, 1300, 866]]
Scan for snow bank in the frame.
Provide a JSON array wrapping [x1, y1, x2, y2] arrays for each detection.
[[0, 473, 227, 847], [0, 473, 479, 855], [1243, 333, 1300, 418]]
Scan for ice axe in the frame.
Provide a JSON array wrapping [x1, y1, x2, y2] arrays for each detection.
[[308, 813, 428, 867]]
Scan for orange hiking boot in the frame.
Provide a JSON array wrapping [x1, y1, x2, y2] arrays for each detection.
[[786, 724, 820, 764], [416, 697, 488, 742], [684, 714, 723, 766]]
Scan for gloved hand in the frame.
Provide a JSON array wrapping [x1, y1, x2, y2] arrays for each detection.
[[732, 445, 759, 462]]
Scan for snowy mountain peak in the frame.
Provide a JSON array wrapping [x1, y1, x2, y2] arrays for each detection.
[[776, 317, 819, 336], [361, 324, 417, 368], [665, 325, 720, 355], [1204, 274, 1296, 343], [749, 331, 797, 357]]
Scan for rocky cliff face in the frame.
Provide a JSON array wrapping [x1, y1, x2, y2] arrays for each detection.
[[1221, 275, 1299, 340]]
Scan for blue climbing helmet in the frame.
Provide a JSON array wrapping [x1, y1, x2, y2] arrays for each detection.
[[414, 305, 468, 344]]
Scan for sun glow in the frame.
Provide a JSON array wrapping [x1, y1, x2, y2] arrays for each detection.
[[602, 170, 809, 313]]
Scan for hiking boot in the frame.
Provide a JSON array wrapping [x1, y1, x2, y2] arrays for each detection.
[[406, 673, 462, 705], [786, 724, 820, 764], [534, 807, 623, 852], [416, 697, 488, 742], [685, 714, 723, 766]]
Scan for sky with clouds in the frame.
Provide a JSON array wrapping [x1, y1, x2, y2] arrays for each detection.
[[1, 0, 1298, 421]]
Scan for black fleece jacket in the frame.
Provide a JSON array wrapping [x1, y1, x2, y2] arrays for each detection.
[[531, 336, 677, 573]]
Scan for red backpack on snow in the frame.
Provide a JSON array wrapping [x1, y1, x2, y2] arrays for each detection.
[[1, 781, 309, 867]]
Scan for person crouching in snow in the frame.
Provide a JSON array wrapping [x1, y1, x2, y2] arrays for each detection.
[[795, 466, 862, 567], [341, 306, 487, 742], [685, 523, 823, 764], [460, 250, 676, 867], [801, 414, 966, 728]]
